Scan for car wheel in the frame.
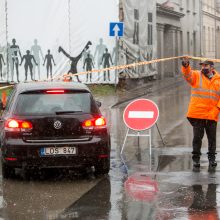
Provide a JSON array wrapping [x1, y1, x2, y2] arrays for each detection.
[[95, 158, 110, 175], [2, 162, 15, 179]]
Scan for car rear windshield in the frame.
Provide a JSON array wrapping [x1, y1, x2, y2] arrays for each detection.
[[14, 91, 99, 115]]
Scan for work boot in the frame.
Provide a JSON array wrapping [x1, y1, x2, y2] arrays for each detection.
[[192, 160, 200, 172], [193, 161, 200, 168], [209, 160, 217, 170], [192, 155, 200, 172]]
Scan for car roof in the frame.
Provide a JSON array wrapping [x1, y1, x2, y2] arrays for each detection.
[[15, 82, 91, 93]]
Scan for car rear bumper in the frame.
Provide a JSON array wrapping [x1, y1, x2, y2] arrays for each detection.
[[1, 136, 110, 168]]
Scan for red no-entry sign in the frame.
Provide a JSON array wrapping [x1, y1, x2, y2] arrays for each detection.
[[123, 99, 159, 131], [124, 173, 159, 201]]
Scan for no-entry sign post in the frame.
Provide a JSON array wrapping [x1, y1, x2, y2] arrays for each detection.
[[121, 99, 159, 162]]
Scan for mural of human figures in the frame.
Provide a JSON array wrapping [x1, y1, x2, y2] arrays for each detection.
[[112, 45, 118, 66], [31, 39, 44, 80], [81, 49, 94, 65], [133, 9, 139, 45], [0, 53, 5, 81], [94, 38, 106, 80], [100, 48, 113, 82], [58, 41, 92, 82], [83, 53, 94, 82], [20, 50, 38, 81], [9, 39, 22, 82], [43, 50, 56, 79]]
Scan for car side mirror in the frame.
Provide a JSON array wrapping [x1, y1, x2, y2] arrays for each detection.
[[96, 101, 102, 107]]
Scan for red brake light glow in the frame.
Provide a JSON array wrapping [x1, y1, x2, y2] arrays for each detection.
[[84, 120, 93, 127], [94, 117, 106, 126], [7, 119, 19, 128], [21, 121, 33, 129], [82, 117, 106, 129], [5, 119, 33, 131], [46, 90, 65, 94]]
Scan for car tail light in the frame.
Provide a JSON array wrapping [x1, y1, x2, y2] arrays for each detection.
[[82, 117, 107, 129], [5, 119, 33, 132], [5, 157, 17, 161], [46, 90, 64, 94]]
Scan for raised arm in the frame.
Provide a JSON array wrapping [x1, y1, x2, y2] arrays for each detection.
[[181, 57, 197, 87], [58, 46, 71, 59]]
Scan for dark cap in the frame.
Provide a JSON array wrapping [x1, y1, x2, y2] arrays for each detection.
[[199, 60, 214, 66]]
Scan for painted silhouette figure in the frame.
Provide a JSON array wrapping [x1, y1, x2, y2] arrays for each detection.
[[31, 39, 44, 80], [112, 45, 119, 66], [58, 41, 92, 82], [82, 49, 94, 65], [100, 48, 113, 81], [0, 53, 5, 80], [43, 50, 56, 79], [20, 50, 38, 81], [94, 38, 106, 80], [9, 39, 22, 82], [83, 53, 94, 82]]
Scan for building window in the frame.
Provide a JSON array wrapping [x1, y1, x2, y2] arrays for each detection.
[[148, 13, 152, 22], [148, 24, 153, 45], [148, 12, 153, 46], [180, 31, 183, 55], [187, 32, 190, 54], [203, 26, 206, 56], [208, 27, 210, 52], [134, 9, 139, 20], [212, 27, 215, 52]]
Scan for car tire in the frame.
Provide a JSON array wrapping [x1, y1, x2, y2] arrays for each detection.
[[2, 162, 15, 179], [95, 158, 110, 175]]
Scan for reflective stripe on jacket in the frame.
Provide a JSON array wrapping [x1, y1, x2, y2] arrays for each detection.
[[182, 65, 220, 121]]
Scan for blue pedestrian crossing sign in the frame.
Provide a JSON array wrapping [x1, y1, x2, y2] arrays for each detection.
[[109, 22, 124, 37]]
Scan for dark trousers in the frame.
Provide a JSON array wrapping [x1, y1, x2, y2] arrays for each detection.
[[187, 118, 217, 162]]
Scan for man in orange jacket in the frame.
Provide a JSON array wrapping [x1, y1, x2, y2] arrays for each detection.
[[182, 58, 220, 171]]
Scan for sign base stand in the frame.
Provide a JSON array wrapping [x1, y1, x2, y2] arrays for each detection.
[[120, 128, 152, 155], [120, 128, 152, 174]]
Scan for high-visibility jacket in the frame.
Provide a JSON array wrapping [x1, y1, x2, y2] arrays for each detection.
[[182, 65, 220, 122]]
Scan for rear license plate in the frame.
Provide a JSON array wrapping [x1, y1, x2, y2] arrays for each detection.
[[40, 147, 77, 156]]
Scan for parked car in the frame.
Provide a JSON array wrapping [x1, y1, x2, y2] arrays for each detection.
[[0, 82, 110, 178]]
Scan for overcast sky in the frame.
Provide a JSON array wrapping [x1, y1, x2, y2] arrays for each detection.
[[7, 0, 119, 55]]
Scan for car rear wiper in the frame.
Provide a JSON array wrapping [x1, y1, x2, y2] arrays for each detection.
[[55, 111, 83, 115]]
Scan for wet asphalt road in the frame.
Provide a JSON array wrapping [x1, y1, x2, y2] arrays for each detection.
[[1, 81, 220, 219]]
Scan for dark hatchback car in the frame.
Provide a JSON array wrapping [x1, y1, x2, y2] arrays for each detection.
[[0, 82, 111, 178]]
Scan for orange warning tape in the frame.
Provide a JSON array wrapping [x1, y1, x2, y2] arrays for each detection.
[[0, 55, 218, 87], [53, 55, 220, 80]]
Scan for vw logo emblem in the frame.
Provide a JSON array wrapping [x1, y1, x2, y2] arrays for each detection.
[[54, 120, 62, 129]]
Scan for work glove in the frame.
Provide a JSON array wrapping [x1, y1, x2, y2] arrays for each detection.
[[182, 57, 190, 68]]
